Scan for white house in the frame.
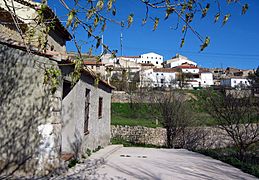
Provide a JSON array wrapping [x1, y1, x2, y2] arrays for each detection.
[[220, 78, 250, 88], [105, 52, 163, 68], [138, 52, 163, 67], [200, 72, 214, 87], [120, 55, 141, 63], [140, 68, 177, 88], [176, 65, 214, 88], [176, 65, 200, 74], [164, 54, 197, 68]]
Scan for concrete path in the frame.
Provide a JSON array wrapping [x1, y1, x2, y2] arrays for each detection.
[[88, 147, 257, 180]]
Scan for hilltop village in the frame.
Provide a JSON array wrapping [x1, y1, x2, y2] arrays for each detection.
[[0, 0, 258, 179], [75, 52, 255, 91]]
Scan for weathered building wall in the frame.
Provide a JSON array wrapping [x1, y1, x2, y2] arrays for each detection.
[[0, 1, 67, 52], [0, 43, 62, 175], [61, 66, 111, 155], [111, 125, 237, 149]]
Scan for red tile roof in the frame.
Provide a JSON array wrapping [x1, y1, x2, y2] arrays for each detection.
[[176, 65, 198, 69], [153, 68, 178, 73], [83, 61, 103, 65]]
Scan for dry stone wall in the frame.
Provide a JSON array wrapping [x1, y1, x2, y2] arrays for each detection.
[[111, 125, 167, 146], [112, 91, 131, 103], [111, 125, 236, 149]]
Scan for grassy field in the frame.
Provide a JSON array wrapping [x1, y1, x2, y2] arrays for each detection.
[[111, 93, 217, 128], [111, 103, 162, 128]]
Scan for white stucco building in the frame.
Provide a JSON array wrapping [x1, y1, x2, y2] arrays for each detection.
[[164, 54, 197, 68], [120, 56, 141, 63], [104, 52, 163, 68], [220, 78, 250, 88], [138, 52, 164, 67], [176, 65, 214, 88], [200, 71, 214, 87], [140, 68, 177, 88], [177, 65, 200, 74]]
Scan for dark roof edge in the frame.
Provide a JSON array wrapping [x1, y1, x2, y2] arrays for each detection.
[[0, 39, 114, 90]]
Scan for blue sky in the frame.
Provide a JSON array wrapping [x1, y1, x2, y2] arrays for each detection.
[[47, 0, 259, 69]]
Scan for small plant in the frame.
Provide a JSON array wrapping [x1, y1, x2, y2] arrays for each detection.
[[93, 145, 102, 153], [68, 159, 78, 168], [44, 67, 61, 94], [86, 148, 91, 157]]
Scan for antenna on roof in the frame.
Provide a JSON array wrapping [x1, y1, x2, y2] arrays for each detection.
[[120, 32, 123, 56]]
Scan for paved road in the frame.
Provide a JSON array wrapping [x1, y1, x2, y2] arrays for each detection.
[[89, 147, 257, 180]]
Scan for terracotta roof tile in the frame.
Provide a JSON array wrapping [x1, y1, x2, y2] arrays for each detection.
[[176, 65, 198, 69], [153, 68, 178, 73], [83, 61, 103, 65]]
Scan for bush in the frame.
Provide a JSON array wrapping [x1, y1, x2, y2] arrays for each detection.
[[68, 159, 79, 168], [86, 148, 91, 157]]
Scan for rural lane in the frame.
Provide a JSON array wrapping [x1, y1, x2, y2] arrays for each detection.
[[87, 146, 257, 180]]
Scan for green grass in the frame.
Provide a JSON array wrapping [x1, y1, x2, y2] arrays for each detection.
[[111, 103, 162, 128], [111, 137, 166, 148], [193, 112, 217, 126], [196, 146, 259, 178], [111, 101, 218, 127]]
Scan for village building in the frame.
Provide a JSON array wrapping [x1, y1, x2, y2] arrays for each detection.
[[0, 0, 70, 53], [68, 52, 106, 78], [175, 65, 214, 88], [220, 77, 250, 88], [0, 0, 113, 175], [140, 63, 214, 89], [199, 69, 214, 87], [163, 54, 197, 68], [140, 68, 177, 88], [139, 63, 155, 71], [138, 52, 163, 67], [119, 55, 141, 63], [116, 57, 141, 73], [106, 52, 163, 68], [60, 64, 113, 158]]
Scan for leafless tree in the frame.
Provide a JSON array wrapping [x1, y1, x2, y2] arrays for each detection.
[[149, 90, 195, 148], [204, 90, 259, 159]]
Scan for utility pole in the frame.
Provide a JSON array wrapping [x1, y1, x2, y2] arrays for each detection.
[[120, 33, 123, 57]]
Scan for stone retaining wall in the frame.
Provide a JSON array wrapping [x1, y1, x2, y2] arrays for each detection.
[[111, 125, 167, 146], [111, 125, 236, 149], [112, 91, 131, 103]]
